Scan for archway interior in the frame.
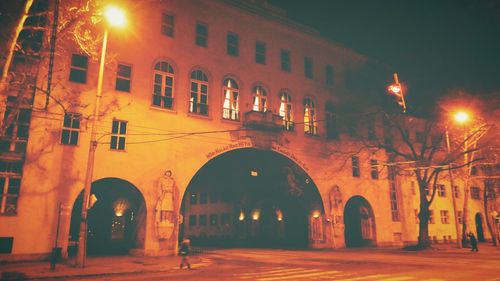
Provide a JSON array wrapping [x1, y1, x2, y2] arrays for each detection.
[[475, 213, 485, 242], [69, 178, 146, 256], [344, 196, 376, 248], [181, 148, 323, 249]]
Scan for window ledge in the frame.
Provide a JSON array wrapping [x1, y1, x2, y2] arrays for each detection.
[[150, 105, 177, 114]]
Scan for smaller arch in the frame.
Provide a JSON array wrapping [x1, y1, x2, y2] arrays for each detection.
[[344, 196, 376, 248]]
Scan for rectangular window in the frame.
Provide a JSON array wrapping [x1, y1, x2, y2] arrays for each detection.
[[429, 210, 435, 224], [0, 237, 14, 253], [453, 185, 460, 198], [437, 184, 446, 197], [255, 41, 266, 64], [69, 54, 88, 83], [0, 176, 21, 215], [470, 187, 480, 200], [440, 210, 449, 224], [304, 56, 313, 79], [351, 156, 360, 177], [210, 214, 218, 226], [457, 211, 463, 224], [280, 49, 291, 72], [370, 159, 378, 180], [110, 120, 127, 151], [190, 193, 198, 205], [195, 23, 208, 47], [115, 64, 131, 92], [61, 113, 81, 146], [389, 182, 399, 221], [189, 215, 196, 226], [325, 64, 334, 85], [199, 214, 207, 226], [199, 192, 208, 204], [161, 13, 175, 37], [226, 32, 239, 56]]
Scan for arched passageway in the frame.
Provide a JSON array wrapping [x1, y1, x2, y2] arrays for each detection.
[[180, 148, 324, 249], [475, 213, 485, 242], [69, 178, 146, 256], [344, 196, 376, 248]]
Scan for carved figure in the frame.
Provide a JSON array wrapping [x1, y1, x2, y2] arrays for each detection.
[[155, 170, 176, 239]]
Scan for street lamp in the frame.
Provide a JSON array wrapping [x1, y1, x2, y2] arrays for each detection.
[[76, 5, 126, 268], [387, 73, 407, 113]]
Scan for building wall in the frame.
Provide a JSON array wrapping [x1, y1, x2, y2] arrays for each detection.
[[0, 0, 492, 260]]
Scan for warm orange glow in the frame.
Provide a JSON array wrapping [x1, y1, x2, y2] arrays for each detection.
[[104, 6, 126, 27], [276, 208, 283, 221], [252, 209, 260, 221], [312, 210, 321, 218], [388, 84, 401, 95], [113, 198, 129, 217], [454, 111, 470, 124], [238, 210, 245, 221], [250, 170, 258, 177]]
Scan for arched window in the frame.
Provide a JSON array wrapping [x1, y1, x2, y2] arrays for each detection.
[[222, 78, 239, 121], [189, 70, 209, 115], [152, 61, 174, 109], [279, 92, 293, 131], [252, 85, 267, 112], [304, 97, 318, 135], [325, 102, 338, 139]]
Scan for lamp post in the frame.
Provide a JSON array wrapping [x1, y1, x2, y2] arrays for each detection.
[[76, 6, 126, 268], [445, 125, 462, 248], [387, 73, 407, 113]]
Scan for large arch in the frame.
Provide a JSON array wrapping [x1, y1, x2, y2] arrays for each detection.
[[179, 148, 324, 249], [344, 196, 376, 248], [68, 178, 147, 256]]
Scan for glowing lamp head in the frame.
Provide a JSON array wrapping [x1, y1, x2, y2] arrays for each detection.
[[252, 209, 261, 221], [238, 210, 245, 221], [312, 211, 321, 219], [454, 111, 470, 124], [104, 6, 126, 27], [388, 84, 401, 95]]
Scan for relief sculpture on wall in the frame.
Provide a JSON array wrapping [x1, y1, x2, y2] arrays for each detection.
[[155, 170, 176, 240]]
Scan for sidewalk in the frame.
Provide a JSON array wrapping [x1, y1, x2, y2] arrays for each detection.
[[0, 254, 202, 280]]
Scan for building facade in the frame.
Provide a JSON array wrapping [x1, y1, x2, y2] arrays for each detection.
[[0, 0, 494, 260]]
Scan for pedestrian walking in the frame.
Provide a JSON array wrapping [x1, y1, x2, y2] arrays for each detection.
[[179, 238, 191, 269], [468, 232, 479, 252]]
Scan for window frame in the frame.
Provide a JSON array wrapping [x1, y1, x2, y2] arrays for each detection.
[[252, 85, 267, 112], [61, 112, 81, 146], [370, 159, 379, 180], [303, 96, 318, 136], [189, 70, 209, 116], [226, 32, 239, 56], [280, 49, 291, 72], [304, 56, 313, 79], [110, 120, 127, 151], [161, 12, 175, 37], [0, 175, 21, 215], [152, 61, 175, 109], [222, 78, 240, 121], [69, 54, 88, 84], [255, 41, 266, 64], [195, 22, 208, 47], [115, 63, 132, 92], [279, 92, 294, 131], [351, 156, 360, 177]]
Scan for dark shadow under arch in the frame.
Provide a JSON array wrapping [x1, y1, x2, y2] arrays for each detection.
[[69, 178, 146, 256], [475, 213, 485, 242], [344, 196, 376, 248]]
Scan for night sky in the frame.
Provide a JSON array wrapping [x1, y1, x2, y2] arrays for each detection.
[[269, 0, 500, 112]]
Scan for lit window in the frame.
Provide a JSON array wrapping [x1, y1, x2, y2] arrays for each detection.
[[279, 92, 293, 131], [440, 210, 449, 224], [69, 54, 88, 84], [252, 85, 267, 112], [303, 97, 317, 135], [222, 78, 239, 121], [61, 113, 80, 145], [152, 61, 175, 109], [255, 41, 266, 64], [189, 70, 209, 115], [370, 160, 378, 180], [195, 22, 208, 47], [161, 13, 174, 37], [437, 184, 446, 197], [0, 176, 21, 215], [227, 32, 238, 56], [351, 156, 360, 177], [280, 49, 291, 72], [304, 57, 313, 79], [110, 120, 127, 151], [325, 64, 334, 85], [115, 64, 131, 92]]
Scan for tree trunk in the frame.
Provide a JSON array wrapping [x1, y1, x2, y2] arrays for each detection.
[[461, 179, 470, 247], [483, 185, 497, 246], [417, 197, 432, 249]]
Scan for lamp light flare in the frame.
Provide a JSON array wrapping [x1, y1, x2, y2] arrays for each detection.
[[104, 6, 126, 27], [454, 111, 470, 124], [388, 84, 401, 95]]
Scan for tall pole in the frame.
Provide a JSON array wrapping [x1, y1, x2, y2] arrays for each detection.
[[76, 29, 108, 268], [445, 126, 462, 248], [392, 73, 407, 113]]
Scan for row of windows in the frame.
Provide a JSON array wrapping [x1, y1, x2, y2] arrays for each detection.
[[160, 13, 335, 84], [351, 156, 380, 179], [415, 210, 452, 224], [68, 55, 329, 139], [189, 192, 230, 205], [188, 213, 231, 227], [61, 117, 127, 151]]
